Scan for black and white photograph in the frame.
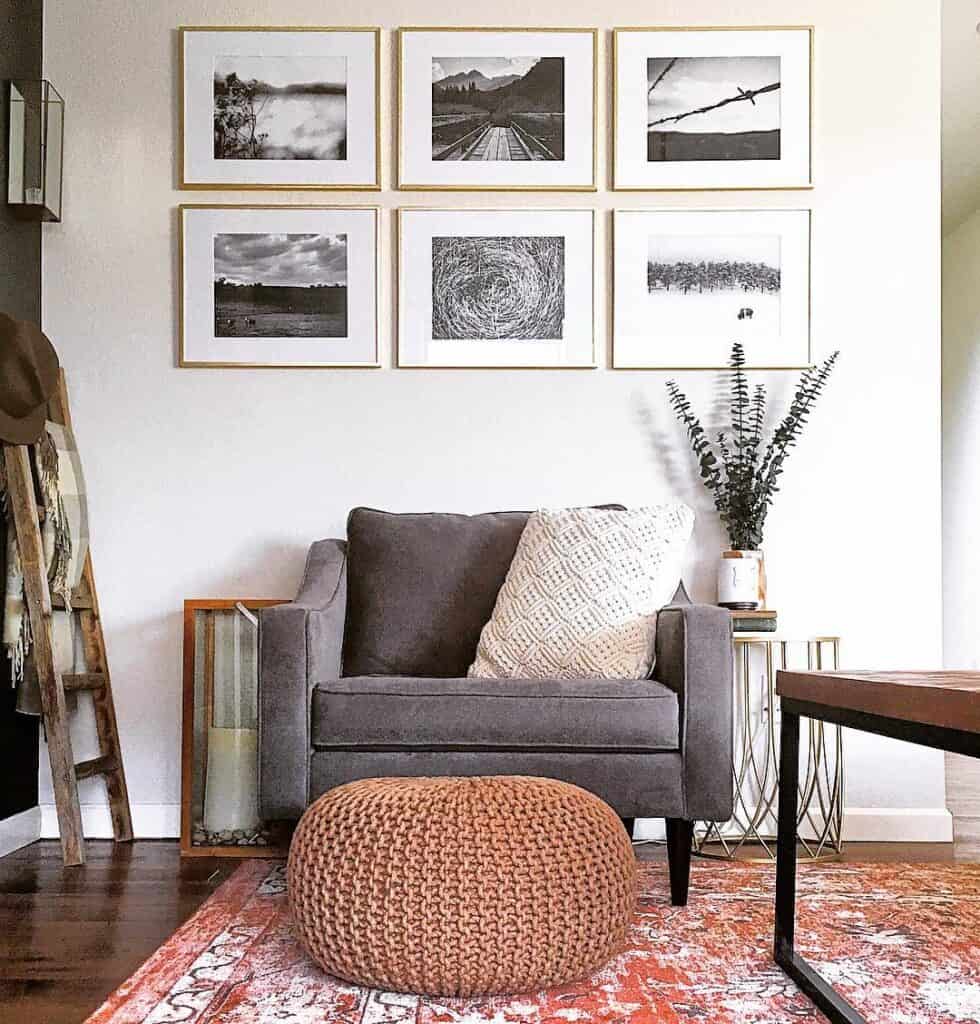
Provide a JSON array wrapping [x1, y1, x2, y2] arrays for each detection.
[[213, 56, 347, 161], [181, 205, 379, 368], [399, 29, 595, 190], [213, 233, 347, 338], [613, 210, 810, 369], [398, 209, 594, 367], [645, 234, 781, 340], [431, 236, 565, 340], [646, 56, 780, 163], [613, 28, 811, 190], [431, 57, 564, 162], [181, 28, 379, 189]]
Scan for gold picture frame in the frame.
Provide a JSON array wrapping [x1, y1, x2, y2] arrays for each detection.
[[178, 203, 382, 369], [179, 26, 382, 191], [396, 206, 598, 369], [397, 27, 598, 192], [612, 26, 814, 192], [610, 207, 813, 371]]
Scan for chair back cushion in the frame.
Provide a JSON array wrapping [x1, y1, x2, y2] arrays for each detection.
[[342, 508, 531, 677]]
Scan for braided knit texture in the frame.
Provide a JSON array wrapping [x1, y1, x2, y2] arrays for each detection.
[[287, 776, 637, 997]]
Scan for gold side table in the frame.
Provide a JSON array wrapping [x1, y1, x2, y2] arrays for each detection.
[[694, 634, 844, 862]]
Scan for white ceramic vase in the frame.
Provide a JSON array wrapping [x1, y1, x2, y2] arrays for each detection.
[[717, 550, 766, 609]]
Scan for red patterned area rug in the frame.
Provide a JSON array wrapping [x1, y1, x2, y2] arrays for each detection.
[[85, 858, 980, 1024]]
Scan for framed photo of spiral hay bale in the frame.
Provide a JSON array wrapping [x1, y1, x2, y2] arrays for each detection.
[[397, 208, 595, 368], [179, 26, 380, 190], [612, 208, 811, 369], [613, 27, 812, 191], [398, 28, 597, 191]]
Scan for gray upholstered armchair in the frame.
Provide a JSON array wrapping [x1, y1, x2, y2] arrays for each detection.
[[258, 508, 734, 905]]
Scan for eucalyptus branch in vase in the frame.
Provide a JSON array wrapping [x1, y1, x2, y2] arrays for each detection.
[[666, 342, 839, 609]]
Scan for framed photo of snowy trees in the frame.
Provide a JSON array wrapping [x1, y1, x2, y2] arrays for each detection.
[[612, 209, 811, 369], [397, 208, 595, 368], [612, 27, 812, 191], [179, 27, 380, 190], [398, 28, 597, 191]]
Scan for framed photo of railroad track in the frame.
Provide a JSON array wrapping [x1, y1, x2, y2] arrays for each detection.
[[179, 205, 380, 368], [612, 209, 811, 369], [179, 27, 380, 190], [613, 27, 812, 191], [398, 28, 597, 191], [397, 208, 595, 367]]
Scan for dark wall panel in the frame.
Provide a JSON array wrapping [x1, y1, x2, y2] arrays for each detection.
[[0, 0, 42, 820], [1, 0, 42, 323]]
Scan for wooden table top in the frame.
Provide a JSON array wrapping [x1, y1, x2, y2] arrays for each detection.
[[776, 670, 980, 734]]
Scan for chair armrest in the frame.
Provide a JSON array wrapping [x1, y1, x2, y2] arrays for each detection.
[[654, 603, 734, 822], [258, 539, 347, 820]]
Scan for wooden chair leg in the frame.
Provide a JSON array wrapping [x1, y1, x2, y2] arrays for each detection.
[[620, 817, 635, 840], [666, 818, 694, 906]]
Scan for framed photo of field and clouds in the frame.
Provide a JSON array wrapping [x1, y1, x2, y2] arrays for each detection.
[[398, 209, 595, 367], [180, 205, 379, 368], [180, 27, 380, 190], [613, 27, 812, 191], [398, 28, 597, 191], [613, 209, 810, 369]]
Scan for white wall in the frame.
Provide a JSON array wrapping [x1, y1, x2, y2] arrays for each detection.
[[942, 206, 980, 830], [40, 0, 946, 840]]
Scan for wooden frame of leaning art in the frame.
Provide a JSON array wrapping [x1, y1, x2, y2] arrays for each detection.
[[612, 25, 814, 192], [178, 25, 382, 191], [181, 599, 286, 858], [397, 27, 599, 192]]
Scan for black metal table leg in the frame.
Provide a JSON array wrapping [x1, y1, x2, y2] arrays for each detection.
[[774, 707, 867, 1024]]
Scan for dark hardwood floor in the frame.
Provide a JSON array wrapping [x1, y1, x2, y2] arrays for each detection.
[[0, 839, 970, 1024]]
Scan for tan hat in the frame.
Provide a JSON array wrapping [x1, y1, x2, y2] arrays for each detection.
[[0, 313, 60, 445]]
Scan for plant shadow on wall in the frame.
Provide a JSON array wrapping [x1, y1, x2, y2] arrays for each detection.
[[661, 342, 839, 608]]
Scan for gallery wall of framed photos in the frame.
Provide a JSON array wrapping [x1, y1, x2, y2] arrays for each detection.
[[175, 23, 814, 371]]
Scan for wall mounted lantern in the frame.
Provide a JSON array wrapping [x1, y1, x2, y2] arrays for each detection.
[[7, 79, 64, 223]]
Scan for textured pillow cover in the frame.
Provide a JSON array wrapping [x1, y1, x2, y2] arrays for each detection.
[[469, 505, 695, 680]]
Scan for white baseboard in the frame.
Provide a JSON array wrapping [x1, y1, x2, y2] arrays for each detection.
[[0, 806, 41, 856], [842, 807, 953, 843], [634, 807, 953, 845], [35, 804, 953, 844], [40, 802, 180, 839]]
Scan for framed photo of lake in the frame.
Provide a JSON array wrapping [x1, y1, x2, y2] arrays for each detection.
[[398, 208, 595, 368], [613, 27, 812, 191], [612, 209, 811, 369], [179, 27, 380, 190], [179, 205, 379, 368], [398, 28, 597, 191]]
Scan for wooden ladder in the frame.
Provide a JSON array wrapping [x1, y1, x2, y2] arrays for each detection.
[[2, 372, 133, 865]]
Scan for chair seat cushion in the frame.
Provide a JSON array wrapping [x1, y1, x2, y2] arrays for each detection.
[[311, 675, 679, 752]]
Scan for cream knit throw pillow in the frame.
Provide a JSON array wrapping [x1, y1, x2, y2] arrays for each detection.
[[469, 505, 695, 680]]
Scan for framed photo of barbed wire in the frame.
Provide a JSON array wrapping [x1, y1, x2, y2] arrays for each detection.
[[179, 205, 380, 368], [179, 27, 380, 190], [613, 209, 811, 369], [613, 27, 812, 191], [398, 28, 597, 191], [398, 209, 595, 367]]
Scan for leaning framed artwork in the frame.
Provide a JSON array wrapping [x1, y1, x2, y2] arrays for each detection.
[[179, 26, 380, 190], [613, 209, 811, 370], [398, 208, 595, 368], [398, 28, 597, 191], [613, 27, 812, 191], [179, 205, 380, 368]]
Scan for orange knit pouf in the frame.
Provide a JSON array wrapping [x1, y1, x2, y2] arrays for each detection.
[[287, 776, 637, 997]]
